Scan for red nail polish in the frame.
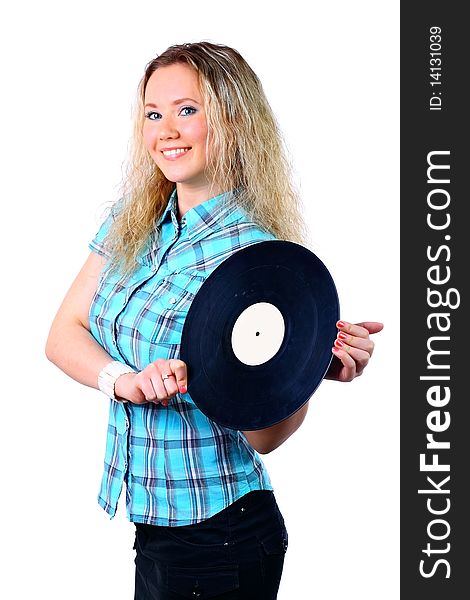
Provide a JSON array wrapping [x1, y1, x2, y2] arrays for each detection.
[[180, 386, 187, 394], [335, 339, 344, 348], [337, 320, 346, 328], [338, 331, 348, 340], [332, 347, 339, 353]]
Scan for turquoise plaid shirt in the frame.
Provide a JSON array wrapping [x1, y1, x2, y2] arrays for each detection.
[[89, 189, 275, 526]]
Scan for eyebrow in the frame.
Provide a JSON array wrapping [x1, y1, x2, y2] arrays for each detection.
[[144, 97, 201, 108]]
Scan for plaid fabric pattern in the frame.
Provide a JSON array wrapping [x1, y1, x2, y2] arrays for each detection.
[[89, 190, 275, 525]]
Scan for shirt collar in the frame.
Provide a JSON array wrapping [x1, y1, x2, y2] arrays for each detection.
[[158, 188, 246, 239], [157, 188, 179, 228]]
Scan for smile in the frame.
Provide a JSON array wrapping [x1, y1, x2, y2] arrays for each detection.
[[161, 148, 191, 158]]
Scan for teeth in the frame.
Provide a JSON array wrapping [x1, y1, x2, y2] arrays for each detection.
[[162, 148, 190, 157]]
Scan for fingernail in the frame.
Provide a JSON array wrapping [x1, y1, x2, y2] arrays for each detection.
[[332, 347, 340, 353], [335, 339, 344, 348], [337, 320, 346, 328], [338, 331, 348, 340], [179, 386, 187, 394], [162, 400, 168, 407]]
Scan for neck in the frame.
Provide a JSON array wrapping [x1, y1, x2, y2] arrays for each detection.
[[176, 182, 223, 219]]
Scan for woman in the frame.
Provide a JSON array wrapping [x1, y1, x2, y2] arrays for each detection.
[[46, 42, 382, 599]]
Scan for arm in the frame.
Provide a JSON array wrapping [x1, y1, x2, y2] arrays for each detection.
[[242, 402, 309, 455], [45, 252, 188, 404], [45, 252, 115, 387]]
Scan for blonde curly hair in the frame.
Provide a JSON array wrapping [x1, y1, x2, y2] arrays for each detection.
[[106, 41, 307, 273]]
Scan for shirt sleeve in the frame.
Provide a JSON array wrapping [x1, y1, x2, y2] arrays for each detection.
[[88, 201, 122, 257]]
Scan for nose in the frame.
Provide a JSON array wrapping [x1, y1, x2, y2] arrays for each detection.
[[158, 115, 179, 141]]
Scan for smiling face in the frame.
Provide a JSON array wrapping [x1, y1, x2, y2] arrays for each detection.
[[143, 62, 212, 204]]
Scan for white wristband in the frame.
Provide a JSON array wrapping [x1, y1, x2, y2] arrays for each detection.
[[98, 361, 136, 401]]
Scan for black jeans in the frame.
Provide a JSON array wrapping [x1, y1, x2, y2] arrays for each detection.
[[133, 490, 288, 599]]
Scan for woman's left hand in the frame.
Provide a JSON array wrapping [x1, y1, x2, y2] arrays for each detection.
[[325, 320, 384, 382]]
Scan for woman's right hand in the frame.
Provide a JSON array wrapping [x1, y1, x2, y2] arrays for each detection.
[[114, 359, 188, 406]]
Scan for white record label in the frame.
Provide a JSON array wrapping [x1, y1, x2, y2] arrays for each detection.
[[231, 302, 285, 366]]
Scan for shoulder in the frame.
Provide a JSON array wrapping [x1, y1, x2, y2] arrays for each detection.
[[89, 198, 126, 258], [189, 221, 276, 277]]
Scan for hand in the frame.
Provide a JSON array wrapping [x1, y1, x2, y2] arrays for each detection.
[[325, 321, 384, 383], [114, 358, 188, 406]]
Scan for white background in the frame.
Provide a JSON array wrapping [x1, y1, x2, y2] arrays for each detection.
[[1, 1, 399, 598]]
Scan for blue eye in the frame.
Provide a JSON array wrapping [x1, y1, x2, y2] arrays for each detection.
[[145, 111, 161, 120], [180, 106, 196, 116]]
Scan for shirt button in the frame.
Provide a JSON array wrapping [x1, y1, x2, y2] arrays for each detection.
[[169, 297, 177, 304]]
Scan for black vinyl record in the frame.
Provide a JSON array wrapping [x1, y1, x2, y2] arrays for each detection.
[[180, 240, 340, 431]]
